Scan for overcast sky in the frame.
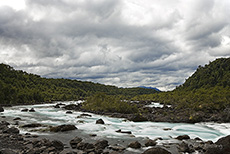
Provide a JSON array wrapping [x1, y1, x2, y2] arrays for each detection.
[[0, 0, 230, 91]]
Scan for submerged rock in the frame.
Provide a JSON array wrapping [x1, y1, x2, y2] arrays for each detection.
[[115, 129, 132, 134], [21, 123, 43, 128]]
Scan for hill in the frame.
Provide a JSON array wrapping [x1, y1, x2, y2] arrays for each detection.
[[134, 57, 230, 111], [0, 63, 158, 105], [176, 57, 230, 90]]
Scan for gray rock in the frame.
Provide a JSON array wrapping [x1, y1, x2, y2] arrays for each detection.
[[50, 124, 77, 132], [142, 147, 171, 154], [52, 140, 64, 151], [176, 135, 190, 140], [0, 149, 17, 154], [3, 127, 20, 134], [70, 137, 83, 149], [76, 142, 94, 150], [95, 140, 109, 150]]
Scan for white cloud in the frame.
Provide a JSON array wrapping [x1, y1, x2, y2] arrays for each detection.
[[0, 0, 230, 91]]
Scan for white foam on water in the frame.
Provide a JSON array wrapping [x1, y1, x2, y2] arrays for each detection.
[[2, 101, 230, 142]]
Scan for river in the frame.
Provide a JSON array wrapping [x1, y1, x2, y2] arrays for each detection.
[[1, 101, 230, 144]]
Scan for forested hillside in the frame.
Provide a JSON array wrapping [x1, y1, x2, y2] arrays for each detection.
[[134, 57, 230, 111], [0, 63, 158, 104]]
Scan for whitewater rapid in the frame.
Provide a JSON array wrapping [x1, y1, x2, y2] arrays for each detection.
[[1, 101, 229, 143]]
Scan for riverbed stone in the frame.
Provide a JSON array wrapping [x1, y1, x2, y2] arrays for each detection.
[[52, 140, 64, 151], [142, 147, 171, 154], [76, 142, 95, 150], [95, 140, 108, 150], [3, 127, 20, 134], [128, 141, 141, 149], [70, 137, 83, 149]]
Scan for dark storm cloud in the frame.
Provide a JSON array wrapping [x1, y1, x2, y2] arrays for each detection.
[[0, 0, 230, 90]]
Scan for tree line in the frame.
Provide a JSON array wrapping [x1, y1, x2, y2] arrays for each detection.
[[0, 63, 158, 105]]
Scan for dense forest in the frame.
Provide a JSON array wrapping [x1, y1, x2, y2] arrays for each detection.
[[134, 57, 230, 112], [0, 63, 158, 105]]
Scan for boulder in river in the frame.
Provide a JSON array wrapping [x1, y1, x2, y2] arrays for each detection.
[[96, 119, 105, 124], [21, 108, 28, 112], [66, 111, 73, 114], [13, 117, 22, 121], [50, 124, 77, 132], [29, 108, 35, 112], [0, 106, 4, 112]]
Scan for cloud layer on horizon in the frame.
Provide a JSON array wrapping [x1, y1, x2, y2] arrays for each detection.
[[0, 0, 230, 91]]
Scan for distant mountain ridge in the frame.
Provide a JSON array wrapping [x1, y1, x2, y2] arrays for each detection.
[[138, 86, 161, 92]]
